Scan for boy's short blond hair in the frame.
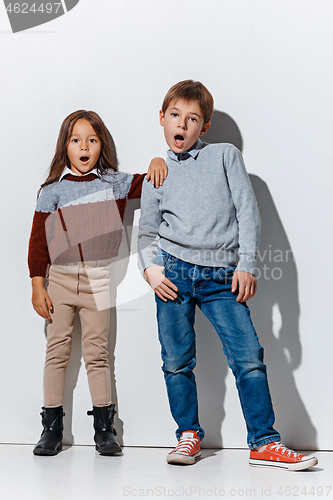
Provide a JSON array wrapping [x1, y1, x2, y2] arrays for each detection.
[[162, 80, 214, 125]]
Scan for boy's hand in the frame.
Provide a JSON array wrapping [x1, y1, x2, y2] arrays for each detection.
[[144, 265, 178, 302], [31, 276, 53, 319], [232, 271, 257, 303], [146, 157, 168, 188]]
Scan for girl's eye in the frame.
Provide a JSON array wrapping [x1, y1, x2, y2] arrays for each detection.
[[72, 138, 79, 143], [89, 139, 97, 143]]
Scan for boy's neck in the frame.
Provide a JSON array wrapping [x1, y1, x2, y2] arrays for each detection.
[[170, 137, 202, 154]]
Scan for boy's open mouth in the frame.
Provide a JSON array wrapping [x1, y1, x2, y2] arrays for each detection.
[[80, 156, 89, 162], [174, 134, 184, 147]]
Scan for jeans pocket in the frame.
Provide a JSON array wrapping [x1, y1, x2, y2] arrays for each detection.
[[216, 266, 236, 282], [163, 252, 178, 277]]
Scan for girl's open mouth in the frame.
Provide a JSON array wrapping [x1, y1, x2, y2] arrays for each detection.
[[80, 156, 89, 163]]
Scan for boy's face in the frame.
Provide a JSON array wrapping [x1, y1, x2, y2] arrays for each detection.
[[160, 99, 210, 153], [67, 119, 101, 176]]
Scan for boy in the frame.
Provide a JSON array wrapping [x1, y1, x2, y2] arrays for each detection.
[[138, 80, 317, 470]]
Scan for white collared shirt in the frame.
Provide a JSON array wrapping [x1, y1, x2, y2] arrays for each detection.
[[59, 166, 99, 181]]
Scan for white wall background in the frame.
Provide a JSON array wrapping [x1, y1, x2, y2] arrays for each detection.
[[0, 0, 332, 450]]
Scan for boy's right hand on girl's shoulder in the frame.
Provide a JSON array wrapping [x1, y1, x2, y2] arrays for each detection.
[[31, 277, 53, 320], [144, 265, 178, 302], [146, 157, 168, 188]]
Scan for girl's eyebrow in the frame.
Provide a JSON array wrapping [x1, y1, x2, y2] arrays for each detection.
[[70, 133, 99, 138]]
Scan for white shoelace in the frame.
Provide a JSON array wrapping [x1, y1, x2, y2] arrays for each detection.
[[269, 442, 300, 458], [173, 435, 200, 454]]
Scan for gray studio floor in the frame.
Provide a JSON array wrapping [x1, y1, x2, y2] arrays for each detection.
[[0, 444, 332, 500]]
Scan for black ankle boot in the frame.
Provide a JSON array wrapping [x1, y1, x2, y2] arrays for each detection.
[[87, 404, 122, 455], [33, 406, 64, 456]]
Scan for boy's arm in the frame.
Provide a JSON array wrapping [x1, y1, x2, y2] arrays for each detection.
[[146, 157, 168, 188], [144, 265, 178, 302], [138, 180, 177, 301], [224, 145, 261, 302], [137, 179, 163, 273], [231, 270, 257, 302]]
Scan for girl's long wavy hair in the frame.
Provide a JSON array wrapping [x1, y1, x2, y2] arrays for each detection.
[[38, 110, 118, 196]]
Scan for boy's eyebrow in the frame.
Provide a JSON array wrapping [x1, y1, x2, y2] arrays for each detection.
[[170, 107, 201, 117]]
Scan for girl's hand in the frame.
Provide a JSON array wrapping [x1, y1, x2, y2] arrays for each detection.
[[146, 157, 168, 188], [144, 265, 178, 302], [32, 277, 53, 319]]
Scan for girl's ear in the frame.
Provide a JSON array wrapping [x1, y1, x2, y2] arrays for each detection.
[[159, 110, 165, 127]]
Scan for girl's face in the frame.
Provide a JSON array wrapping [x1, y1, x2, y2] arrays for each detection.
[[67, 119, 101, 175]]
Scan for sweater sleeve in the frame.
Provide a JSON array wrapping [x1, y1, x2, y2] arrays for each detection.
[[127, 173, 146, 199], [28, 185, 58, 278], [28, 211, 52, 278], [137, 179, 162, 274], [224, 145, 261, 274]]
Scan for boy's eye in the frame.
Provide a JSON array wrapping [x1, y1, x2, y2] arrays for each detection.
[[189, 117, 197, 122], [171, 113, 178, 117]]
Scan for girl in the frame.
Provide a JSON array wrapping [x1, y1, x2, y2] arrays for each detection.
[[28, 110, 167, 456]]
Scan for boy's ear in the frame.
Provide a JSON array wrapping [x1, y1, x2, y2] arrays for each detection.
[[199, 122, 211, 137], [159, 110, 165, 127]]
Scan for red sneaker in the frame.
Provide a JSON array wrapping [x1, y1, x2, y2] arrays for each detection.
[[249, 442, 318, 471], [167, 431, 201, 465]]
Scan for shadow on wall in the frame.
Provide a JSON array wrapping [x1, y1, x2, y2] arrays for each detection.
[[195, 110, 317, 449], [45, 132, 137, 447]]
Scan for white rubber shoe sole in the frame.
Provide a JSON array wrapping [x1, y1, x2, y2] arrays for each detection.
[[167, 450, 201, 465], [249, 455, 318, 471]]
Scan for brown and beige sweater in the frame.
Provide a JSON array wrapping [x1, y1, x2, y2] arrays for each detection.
[[28, 168, 145, 278]]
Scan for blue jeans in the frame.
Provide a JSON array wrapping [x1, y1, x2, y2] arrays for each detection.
[[155, 250, 281, 448]]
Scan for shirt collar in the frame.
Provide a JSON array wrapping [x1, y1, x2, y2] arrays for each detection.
[[59, 166, 99, 181], [167, 138, 204, 163]]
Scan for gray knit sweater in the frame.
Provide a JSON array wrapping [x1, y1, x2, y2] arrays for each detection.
[[138, 139, 260, 274]]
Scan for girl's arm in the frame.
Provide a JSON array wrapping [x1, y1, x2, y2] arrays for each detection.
[[31, 276, 53, 320], [127, 158, 168, 200], [146, 157, 168, 188], [28, 184, 57, 318], [28, 210, 52, 278]]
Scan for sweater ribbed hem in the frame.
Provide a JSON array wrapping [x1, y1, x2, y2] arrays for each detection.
[[29, 265, 49, 278], [160, 239, 238, 268]]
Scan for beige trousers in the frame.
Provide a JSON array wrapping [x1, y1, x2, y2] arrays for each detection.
[[44, 263, 112, 407]]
